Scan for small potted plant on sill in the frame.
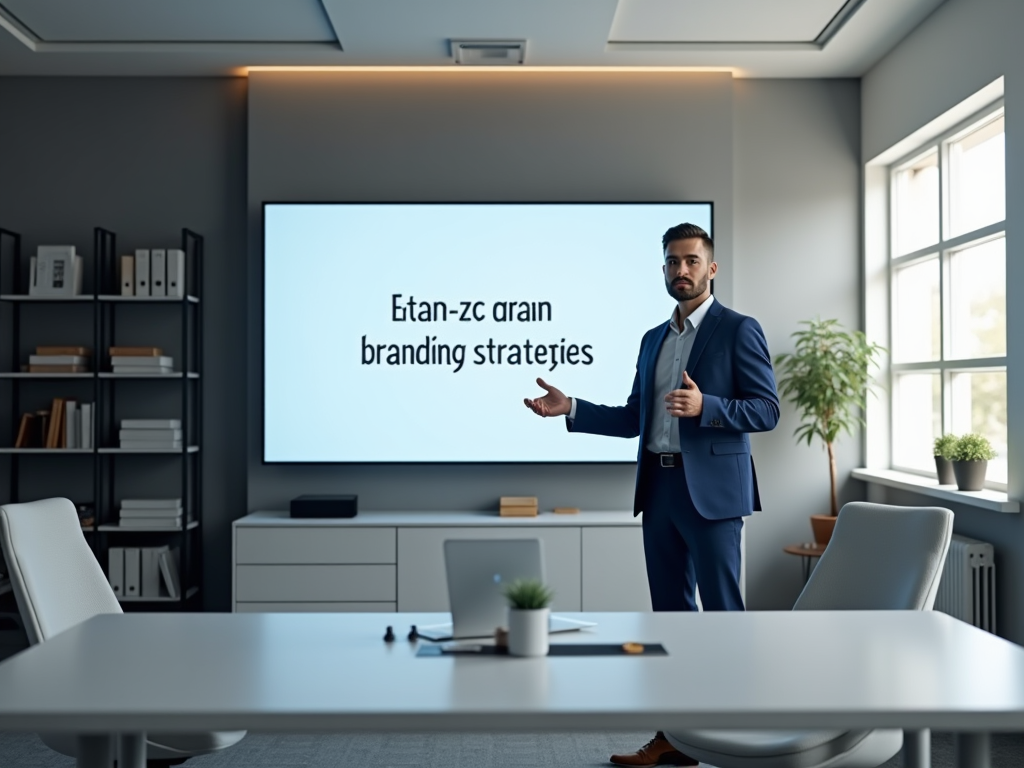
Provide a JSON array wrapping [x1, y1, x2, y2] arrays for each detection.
[[502, 578, 555, 657], [951, 433, 996, 492], [775, 318, 883, 547], [933, 434, 958, 485]]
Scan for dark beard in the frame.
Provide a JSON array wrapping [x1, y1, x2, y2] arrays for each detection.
[[665, 277, 706, 302]]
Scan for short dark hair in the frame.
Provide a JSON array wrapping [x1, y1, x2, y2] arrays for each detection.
[[662, 223, 714, 259]]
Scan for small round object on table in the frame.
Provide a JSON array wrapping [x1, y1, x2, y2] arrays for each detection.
[[621, 642, 644, 654]]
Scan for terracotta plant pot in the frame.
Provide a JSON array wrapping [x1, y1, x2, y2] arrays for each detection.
[[935, 456, 955, 485], [952, 460, 988, 492], [810, 514, 838, 547]]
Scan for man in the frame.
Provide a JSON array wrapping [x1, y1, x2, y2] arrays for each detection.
[[524, 223, 779, 767]]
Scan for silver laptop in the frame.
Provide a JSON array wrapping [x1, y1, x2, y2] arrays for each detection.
[[416, 539, 596, 641]]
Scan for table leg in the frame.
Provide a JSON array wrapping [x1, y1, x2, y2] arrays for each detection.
[[117, 732, 147, 768], [903, 728, 930, 768], [955, 732, 991, 768], [76, 735, 113, 768]]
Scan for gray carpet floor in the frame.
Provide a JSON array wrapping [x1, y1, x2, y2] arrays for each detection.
[[3, 731, 1024, 768]]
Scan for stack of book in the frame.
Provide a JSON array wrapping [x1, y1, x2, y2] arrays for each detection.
[[108, 545, 181, 599], [118, 498, 183, 529], [499, 496, 539, 517], [109, 346, 174, 374], [119, 418, 182, 450], [25, 345, 91, 373], [14, 397, 94, 448]]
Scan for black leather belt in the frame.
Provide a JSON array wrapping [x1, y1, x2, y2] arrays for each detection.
[[646, 450, 682, 468]]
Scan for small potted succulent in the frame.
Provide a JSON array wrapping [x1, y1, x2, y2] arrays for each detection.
[[502, 578, 555, 657], [933, 434, 958, 485], [951, 433, 996, 491]]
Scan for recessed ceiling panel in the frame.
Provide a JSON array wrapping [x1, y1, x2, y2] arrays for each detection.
[[1, 0, 337, 42], [320, 0, 619, 63], [609, 0, 849, 42]]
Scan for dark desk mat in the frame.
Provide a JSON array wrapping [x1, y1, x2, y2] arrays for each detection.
[[417, 643, 667, 657]]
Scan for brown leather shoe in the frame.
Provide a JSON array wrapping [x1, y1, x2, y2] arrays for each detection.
[[609, 732, 699, 767]]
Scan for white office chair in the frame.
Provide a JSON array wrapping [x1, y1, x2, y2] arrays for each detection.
[[0, 497, 246, 766], [666, 501, 954, 768]]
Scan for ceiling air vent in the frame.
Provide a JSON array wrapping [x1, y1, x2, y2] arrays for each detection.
[[450, 39, 526, 66]]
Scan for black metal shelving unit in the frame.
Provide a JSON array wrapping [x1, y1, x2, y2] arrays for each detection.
[[0, 226, 204, 610]]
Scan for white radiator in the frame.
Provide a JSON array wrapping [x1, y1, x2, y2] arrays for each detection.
[[934, 534, 996, 633]]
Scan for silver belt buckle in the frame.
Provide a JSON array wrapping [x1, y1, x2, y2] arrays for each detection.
[[660, 453, 675, 468]]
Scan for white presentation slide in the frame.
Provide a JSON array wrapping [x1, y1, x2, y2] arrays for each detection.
[[264, 202, 713, 463]]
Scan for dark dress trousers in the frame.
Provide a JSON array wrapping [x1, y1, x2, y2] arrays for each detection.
[[569, 300, 779, 611]]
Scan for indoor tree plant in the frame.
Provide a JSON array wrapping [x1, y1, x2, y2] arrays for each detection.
[[951, 433, 996, 491], [934, 434, 958, 485], [502, 578, 555, 657], [775, 318, 883, 546]]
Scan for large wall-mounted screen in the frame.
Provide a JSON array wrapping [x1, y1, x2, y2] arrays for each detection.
[[263, 202, 713, 463]]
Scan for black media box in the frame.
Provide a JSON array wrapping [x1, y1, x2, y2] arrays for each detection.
[[290, 494, 358, 519]]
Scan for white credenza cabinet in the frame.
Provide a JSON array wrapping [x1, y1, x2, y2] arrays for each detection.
[[232, 511, 652, 613]]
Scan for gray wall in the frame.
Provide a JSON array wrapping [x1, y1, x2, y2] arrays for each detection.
[[246, 71, 734, 517], [862, 0, 1024, 642], [248, 72, 861, 610], [0, 77, 248, 612], [0, 73, 864, 613], [734, 79, 862, 609]]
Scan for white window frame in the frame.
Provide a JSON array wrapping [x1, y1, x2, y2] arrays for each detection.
[[887, 99, 1007, 491]]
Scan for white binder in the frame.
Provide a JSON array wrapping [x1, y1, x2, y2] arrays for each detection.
[[108, 547, 124, 597], [123, 547, 141, 597], [167, 249, 185, 298], [141, 546, 168, 597], [159, 548, 181, 599], [150, 249, 167, 297], [134, 250, 150, 297]]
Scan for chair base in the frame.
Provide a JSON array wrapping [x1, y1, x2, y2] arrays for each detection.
[[666, 728, 903, 768]]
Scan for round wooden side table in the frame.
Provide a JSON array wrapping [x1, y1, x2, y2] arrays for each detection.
[[783, 542, 828, 583]]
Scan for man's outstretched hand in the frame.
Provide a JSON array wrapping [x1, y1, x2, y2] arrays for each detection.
[[524, 377, 571, 418]]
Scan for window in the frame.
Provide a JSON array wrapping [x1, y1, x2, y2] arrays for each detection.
[[889, 104, 1006, 487]]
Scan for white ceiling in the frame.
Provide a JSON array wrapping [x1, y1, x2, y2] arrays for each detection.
[[0, 0, 947, 77]]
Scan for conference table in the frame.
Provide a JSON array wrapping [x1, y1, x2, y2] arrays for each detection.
[[1, 610, 1023, 768]]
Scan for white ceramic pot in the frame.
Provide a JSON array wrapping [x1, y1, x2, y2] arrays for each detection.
[[507, 607, 550, 657]]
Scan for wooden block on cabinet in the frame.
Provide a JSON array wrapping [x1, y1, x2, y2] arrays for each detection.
[[500, 498, 538, 516], [500, 505, 539, 517], [500, 495, 539, 516], [553, 507, 580, 515]]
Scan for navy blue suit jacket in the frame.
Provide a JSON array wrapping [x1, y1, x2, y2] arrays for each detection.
[[569, 300, 780, 519]]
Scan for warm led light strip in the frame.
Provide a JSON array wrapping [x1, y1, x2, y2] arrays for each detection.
[[243, 65, 738, 75]]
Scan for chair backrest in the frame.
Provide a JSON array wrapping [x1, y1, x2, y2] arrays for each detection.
[[794, 501, 954, 611], [0, 497, 121, 645]]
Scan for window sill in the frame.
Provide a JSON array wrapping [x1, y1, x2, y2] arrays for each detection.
[[851, 468, 1019, 513]]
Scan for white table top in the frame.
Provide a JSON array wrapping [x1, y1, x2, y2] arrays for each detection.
[[0, 611, 1022, 734], [241, 510, 642, 527]]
